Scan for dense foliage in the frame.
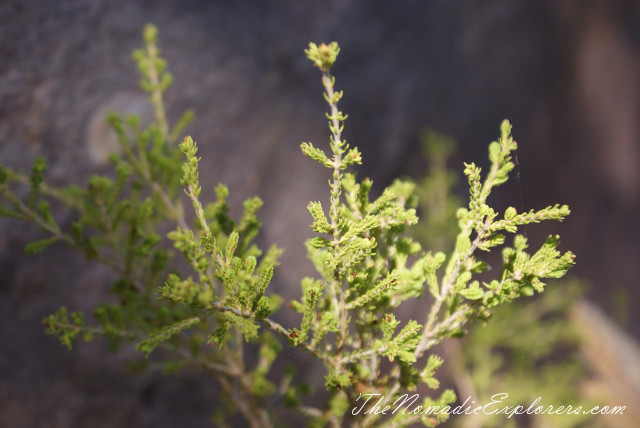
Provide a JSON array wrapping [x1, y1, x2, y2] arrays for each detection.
[[0, 25, 577, 427]]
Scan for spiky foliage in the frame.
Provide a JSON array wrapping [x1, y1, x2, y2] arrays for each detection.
[[0, 30, 577, 428]]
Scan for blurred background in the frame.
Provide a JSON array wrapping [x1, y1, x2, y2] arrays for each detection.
[[1, 1, 638, 427]]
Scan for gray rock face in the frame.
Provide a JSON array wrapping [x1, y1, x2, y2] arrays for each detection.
[[1, 0, 639, 426]]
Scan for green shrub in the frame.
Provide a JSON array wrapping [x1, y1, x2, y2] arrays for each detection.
[[0, 25, 576, 427]]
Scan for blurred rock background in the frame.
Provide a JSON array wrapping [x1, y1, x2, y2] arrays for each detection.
[[1, 0, 638, 426]]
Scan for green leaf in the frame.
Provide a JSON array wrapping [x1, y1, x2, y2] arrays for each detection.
[[308, 236, 331, 249], [0, 163, 7, 184], [300, 143, 333, 168], [226, 231, 239, 259], [170, 109, 195, 142], [42, 307, 86, 350], [459, 282, 484, 300], [0, 204, 26, 220], [208, 321, 231, 347], [253, 264, 274, 311], [478, 233, 505, 251], [136, 317, 200, 357], [342, 147, 362, 167], [25, 237, 59, 255], [324, 371, 351, 391], [28, 156, 47, 209], [390, 320, 422, 363], [305, 42, 340, 72], [422, 252, 446, 298], [243, 255, 257, 275], [223, 312, 259, 342], [421, 354, 444, 389], [488, 141, 501, 163], [347, 272, 398, 309], [307, 201, 332, 233]]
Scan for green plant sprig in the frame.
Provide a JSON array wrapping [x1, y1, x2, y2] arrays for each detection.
[[301, 43, 458, 426], [299, 43, 574, 428], [414, 120, 574, 358], [0, 28, 578, 428]]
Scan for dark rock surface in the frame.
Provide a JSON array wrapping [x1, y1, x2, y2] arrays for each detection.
[[1, 0, 639, 426]]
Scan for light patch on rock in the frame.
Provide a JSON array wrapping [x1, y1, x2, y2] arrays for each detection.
[[86, 92, 153, 165]]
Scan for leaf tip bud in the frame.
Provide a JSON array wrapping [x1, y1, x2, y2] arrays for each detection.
[[305, 42, 340, 72]]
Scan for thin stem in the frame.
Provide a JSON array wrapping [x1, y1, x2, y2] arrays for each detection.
[[1, 186, 147, 292], [415, 220, 488, 358], [162, 289, 330, 363], [218, 375, 270, 428], [46, 321, 138, 340], [338, 347, 384, 365], [322, 71, 349, 355], [171, 343, 271, 427], [145, 40, 170, 140], [442, 339, 484, 428]]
